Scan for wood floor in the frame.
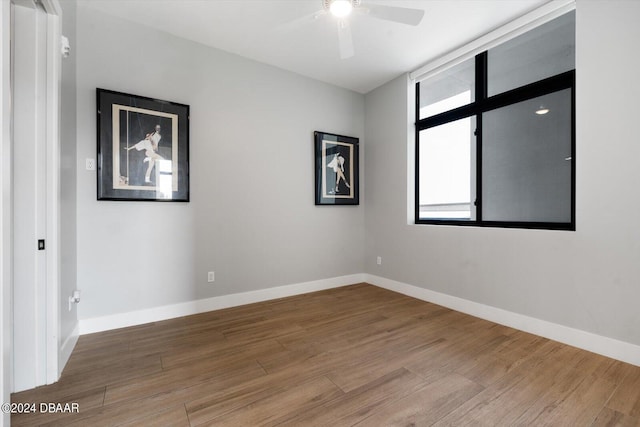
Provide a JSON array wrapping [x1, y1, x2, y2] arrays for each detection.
[[11, 283, 640, 426]]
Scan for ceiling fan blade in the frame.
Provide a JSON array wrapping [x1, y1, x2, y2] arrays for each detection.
[[362, 4, 425, 26], [276, 9, 326, 34], [337, 19, 354, 59]]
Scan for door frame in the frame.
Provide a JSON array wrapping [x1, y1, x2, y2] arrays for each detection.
[[1, 0, 13, 423], [42, 0, 63, 385]]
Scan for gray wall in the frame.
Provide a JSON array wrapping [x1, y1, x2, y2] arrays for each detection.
[[364, 0, 640, 346], [59, 0, 78, 358], [75, 4, 365, 320]]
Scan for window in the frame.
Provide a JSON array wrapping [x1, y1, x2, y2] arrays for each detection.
[[415, 11, 575, 230]]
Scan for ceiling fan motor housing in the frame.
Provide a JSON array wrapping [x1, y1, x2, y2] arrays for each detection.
[[323, 0, 363, 11]]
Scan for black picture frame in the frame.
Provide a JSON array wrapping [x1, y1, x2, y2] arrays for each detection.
[[314, 131, 359, 205], [96, 88, 190, 201]]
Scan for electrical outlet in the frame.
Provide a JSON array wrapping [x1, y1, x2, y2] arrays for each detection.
[[207, 271, 215, 283], [86, 158, 96, 171], [376, 256, 382, 265]]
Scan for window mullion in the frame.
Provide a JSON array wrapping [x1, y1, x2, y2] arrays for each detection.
[[415, 82, 421, 222], [475, 52, 487, 222]]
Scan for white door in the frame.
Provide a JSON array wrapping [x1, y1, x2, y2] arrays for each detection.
[[11, 0, 61, 393]]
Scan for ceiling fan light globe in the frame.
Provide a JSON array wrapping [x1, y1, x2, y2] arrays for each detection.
[[330, 0, 353, 18]]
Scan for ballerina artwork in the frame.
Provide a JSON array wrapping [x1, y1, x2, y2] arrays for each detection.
[[326, 151, 351, 194], [314, 132, 359, 205], [124, 124, 164, 184], [97, 89, 190, 201]]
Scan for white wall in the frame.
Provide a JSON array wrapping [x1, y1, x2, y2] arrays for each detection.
[[365, 0, 640, 348], [75, 4, 365, 324]]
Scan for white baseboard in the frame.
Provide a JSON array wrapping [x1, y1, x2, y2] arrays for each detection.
[[59, 322, 79, 377], [79, 274, 366, 335], [78, 272, 640, 368], [365, 274, 640, 367]]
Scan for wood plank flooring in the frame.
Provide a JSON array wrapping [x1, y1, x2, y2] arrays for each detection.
[[11, 283, 640, 426]]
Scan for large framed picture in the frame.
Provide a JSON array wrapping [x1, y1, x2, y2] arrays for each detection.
[[314, 131, 359, 205], [96, 88, 190, 201]]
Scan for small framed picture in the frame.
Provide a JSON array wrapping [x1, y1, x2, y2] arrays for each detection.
[[96, 88, 190, 201], [314, 131, 359, 205]]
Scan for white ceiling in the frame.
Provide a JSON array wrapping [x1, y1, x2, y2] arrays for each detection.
[[80, 0, 549, 94]]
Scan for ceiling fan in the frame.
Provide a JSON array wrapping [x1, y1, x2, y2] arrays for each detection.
[[287, 0, 425, 59]]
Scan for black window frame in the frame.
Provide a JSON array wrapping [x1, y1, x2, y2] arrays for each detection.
[[415, 51, 575, 231]]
